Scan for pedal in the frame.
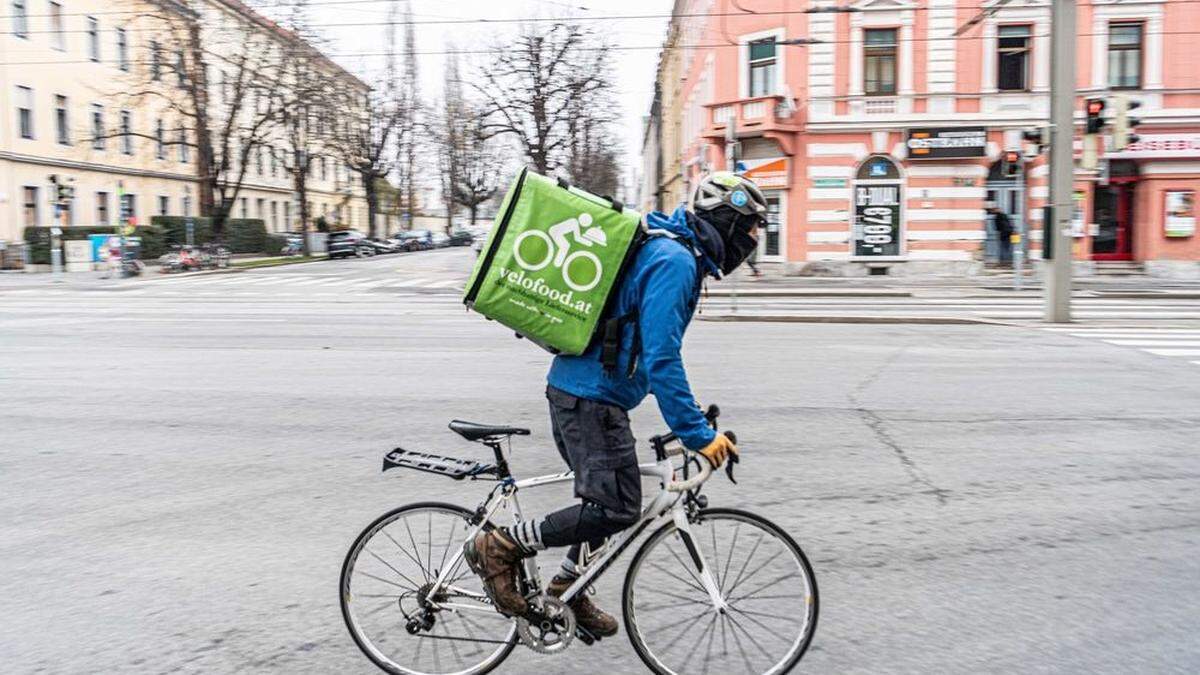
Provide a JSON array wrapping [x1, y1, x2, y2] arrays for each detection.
[[574, 626, 598, 645]]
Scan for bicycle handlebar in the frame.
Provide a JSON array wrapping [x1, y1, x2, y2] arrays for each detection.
[[664, 430, 737, 493]]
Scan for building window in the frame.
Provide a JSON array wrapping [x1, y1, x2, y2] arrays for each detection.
[[270, 146, 278, 177], [49, 2, 64, 50], [321, 156, 328, 181], [1108, 23, 1143, 90], [256, 198, 265, 218], [158, 196, 169, 216], [284, 202, 291, 228], [997, 25, 1032, 91], [22, 187, 38, 226], [150, 41, 161, 81], [178, 128, 189, 163], [256, 145, 264, 175], [119, 193, 135, 224], [116, 28, 129, 71], [96, 192, 110, 226], [120, 110, 133, 155], [87, 17, 100, 61], [270, 201, 278, 230], [155, 119, 164, 159], [176, 50, 187, 88], [91, 104, 105, 149], [240, 197, 248, 218], [55, 95, 70, 145], [16, 85, 34, 139], [12, 0, 27, 38], [747, 38, 777, 97], [864, 29, 897, 96]]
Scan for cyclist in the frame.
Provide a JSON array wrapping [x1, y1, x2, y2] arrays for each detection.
[[465, 172, 769, 637]]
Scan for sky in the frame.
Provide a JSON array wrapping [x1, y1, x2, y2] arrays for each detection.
[[251, 0, 675, 178]]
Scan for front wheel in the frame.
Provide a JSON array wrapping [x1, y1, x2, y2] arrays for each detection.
[[341, 502, 517, 675], [623, 508, 818, 675]]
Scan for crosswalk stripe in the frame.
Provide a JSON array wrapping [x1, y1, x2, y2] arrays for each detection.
[[1142, 348, 1200, 356], [1103, 340, 1200, 347]]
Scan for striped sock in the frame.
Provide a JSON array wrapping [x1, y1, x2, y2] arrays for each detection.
[[507, 519, 546, 553]]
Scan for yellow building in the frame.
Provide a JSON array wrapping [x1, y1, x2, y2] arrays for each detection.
[[0, 0, 368, 245]]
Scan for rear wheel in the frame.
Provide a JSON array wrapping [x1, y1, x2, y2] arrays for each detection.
[[341, 502, 517, 675], [623, 508, 818, 675]]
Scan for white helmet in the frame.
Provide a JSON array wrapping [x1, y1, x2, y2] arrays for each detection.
[[691, 171, 769, 218]]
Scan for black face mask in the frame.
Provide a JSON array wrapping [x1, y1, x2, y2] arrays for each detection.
[[703, 207, 761, 275]]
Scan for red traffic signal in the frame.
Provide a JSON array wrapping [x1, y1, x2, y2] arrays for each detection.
[[1085, 98, 1107, 134]]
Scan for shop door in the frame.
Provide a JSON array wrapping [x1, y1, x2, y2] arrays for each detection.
[[1091, 181, 1135, 261], [984, 183, 1026, 262], [758, 192, 785, 261]]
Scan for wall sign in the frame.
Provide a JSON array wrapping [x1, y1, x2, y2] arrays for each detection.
[[853, 155, 904, 258], [1107, 134, 1200, 159], [906, 127, 988, 159], [1165, 190, 1195, 238], [740, 157, 789, 189]]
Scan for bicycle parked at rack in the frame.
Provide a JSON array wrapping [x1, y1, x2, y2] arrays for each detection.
[[340, 405, 818, 675]]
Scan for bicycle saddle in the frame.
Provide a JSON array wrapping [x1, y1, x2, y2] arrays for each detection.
[[448, 420, 531, 442]]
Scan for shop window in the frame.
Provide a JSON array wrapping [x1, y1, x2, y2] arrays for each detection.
[[1108, 23, 1142, 90], [748, 38, 777, 97], [96, 192, 110, 226], [997, 25, 1031, 91]]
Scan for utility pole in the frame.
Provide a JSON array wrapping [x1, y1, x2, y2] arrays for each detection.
[[1045, 0, 1076, 322]]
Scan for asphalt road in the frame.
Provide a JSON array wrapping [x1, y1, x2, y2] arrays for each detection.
[[3, 251, 1199, 673]]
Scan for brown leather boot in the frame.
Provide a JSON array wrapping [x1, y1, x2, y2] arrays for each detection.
[[547, 574, 619, 637], [463, 529, 532, 617]]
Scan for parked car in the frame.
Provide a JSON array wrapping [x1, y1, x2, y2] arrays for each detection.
[[447, 230, 474, 247], [328, 230, 388, 258], [393, 229, 434, 252], [368, 238, 402, 254], [430, 232, 451, 248]]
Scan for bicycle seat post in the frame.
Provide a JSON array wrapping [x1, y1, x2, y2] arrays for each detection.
[[484, 438, 511, 480]]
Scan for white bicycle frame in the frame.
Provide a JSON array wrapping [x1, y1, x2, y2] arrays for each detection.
[[424, 450, 727, 619]]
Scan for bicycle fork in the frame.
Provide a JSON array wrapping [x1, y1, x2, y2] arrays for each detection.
[[671, 508, 729, 613]]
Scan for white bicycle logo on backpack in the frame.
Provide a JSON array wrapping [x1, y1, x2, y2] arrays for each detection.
[[513, 213, 608, 292]]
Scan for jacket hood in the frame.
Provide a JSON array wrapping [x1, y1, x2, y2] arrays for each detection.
[[645, 205, 723, 278]]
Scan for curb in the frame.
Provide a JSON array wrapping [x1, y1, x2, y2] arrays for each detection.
[[697, 314, 1012, 326]]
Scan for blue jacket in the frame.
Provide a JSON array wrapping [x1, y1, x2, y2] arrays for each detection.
[[546, 206, 718, 450]]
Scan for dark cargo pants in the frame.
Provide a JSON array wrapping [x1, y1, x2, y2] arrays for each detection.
[[539, 386, 642, 560]]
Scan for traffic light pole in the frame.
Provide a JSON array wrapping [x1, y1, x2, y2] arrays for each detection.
[[1045, 0, 1076, 323]]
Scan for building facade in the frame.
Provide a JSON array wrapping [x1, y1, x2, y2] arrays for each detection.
[[0, 0, 369, 247], [648, 0, 1200, 277]]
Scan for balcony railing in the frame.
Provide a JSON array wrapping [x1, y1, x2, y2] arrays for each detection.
[[703, 95, 801, 141], [862, 97, 897, 115]]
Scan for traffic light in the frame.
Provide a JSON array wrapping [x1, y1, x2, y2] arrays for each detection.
[[1085, 98, 1107, 134], [1112, 95, 1142, 151], [1022, 127, 1048, 155], [1000, 151, 1022, 178]]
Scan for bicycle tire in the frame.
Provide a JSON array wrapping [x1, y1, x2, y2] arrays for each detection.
[[622, 507, 819, 675], [340, 502, 518, 675]]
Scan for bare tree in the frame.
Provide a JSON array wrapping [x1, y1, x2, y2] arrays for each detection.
[[103, 1, 289, 239], [329, 1, 408, 238], [472, 22, 614, 179], [394, 0, 422, 228]]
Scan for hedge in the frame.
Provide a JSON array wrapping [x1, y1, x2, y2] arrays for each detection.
[[150, 216, 268, 254], [22, 225, 168, 264], [262, 234, 290, 257]]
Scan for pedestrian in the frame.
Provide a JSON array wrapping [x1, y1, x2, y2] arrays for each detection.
[[988, 204, 1014, 266], [463, 171, 769, 637]]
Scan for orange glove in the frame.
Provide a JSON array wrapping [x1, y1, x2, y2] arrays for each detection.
[[698, 433, 738, 469]]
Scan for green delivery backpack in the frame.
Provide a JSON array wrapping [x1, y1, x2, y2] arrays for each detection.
[[464, 168, 644, 360]]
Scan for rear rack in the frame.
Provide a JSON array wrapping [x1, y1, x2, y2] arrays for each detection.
[[382, 448, 499, 481]]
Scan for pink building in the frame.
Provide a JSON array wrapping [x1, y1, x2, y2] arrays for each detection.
[[648, 0, 1200, 277]]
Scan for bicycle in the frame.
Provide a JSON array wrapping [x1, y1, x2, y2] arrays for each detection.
[[340, 405, 818, 675], [512, 213, 606, 292]]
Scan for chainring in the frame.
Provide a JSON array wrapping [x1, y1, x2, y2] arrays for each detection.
[[515, 597, 576, 654]]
